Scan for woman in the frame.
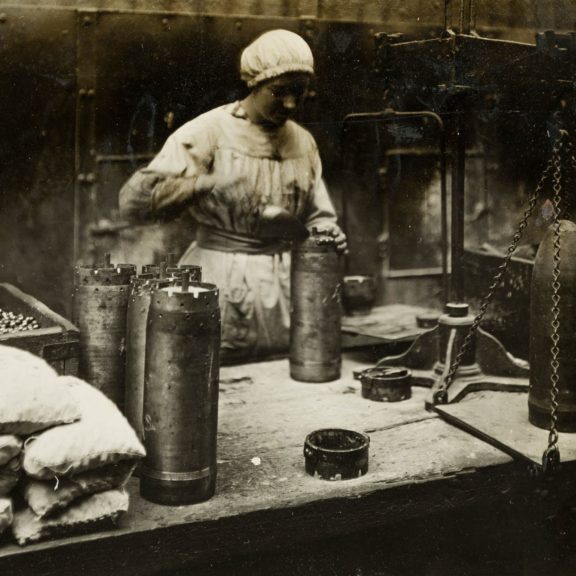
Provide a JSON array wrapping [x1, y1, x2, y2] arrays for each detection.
[[120, 29, 346, 361]]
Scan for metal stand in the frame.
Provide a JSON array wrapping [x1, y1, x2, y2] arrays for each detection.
[[370, 12, 576, 407], [376, 303, 528, 407], [369, 90, 531, 406]]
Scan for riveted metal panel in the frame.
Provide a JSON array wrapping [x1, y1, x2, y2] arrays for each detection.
[[91, 14, 404, 280], [87, 14, 301, 269], [75, 10, 98, 265], [87, 14, 395, 275], [79, 12, 210, 267], [306, 20, 391, 278]]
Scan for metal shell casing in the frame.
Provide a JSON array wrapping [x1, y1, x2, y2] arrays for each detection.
[[125, 274, 173, 442], [529, 220, 576, 432], [125, 268, 202, 442], [140, 283, 221, 506], [73, 264, 135, 410], [290, 231, 342, 383]]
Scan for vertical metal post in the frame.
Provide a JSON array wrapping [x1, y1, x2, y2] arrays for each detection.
[[460, 0, 473, 34], [75, 10, 98, 266], [450, 110, 466, 302], [440, 129, 449, 304], [444, 0, 452, 32]]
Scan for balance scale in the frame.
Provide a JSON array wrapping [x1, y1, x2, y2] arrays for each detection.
[[361, 1, 576, 471]]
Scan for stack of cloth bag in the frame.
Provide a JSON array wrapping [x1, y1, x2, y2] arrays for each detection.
[[0, 344, 145, 545]]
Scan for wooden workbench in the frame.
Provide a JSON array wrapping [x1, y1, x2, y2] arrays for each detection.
[[2, 353, 574, 576]]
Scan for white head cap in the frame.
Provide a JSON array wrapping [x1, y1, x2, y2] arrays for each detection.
[[240, 29, 314, 88]]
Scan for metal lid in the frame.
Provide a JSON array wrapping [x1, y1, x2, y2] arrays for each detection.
[[444, 302, 469, 317], [416, 311, 441, 328], [355, 366, 412, 403]]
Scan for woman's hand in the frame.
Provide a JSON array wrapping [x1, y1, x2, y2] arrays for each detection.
[[312, 223, 348, 254]]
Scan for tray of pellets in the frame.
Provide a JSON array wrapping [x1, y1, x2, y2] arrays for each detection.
[[0, 282, 80, 375]]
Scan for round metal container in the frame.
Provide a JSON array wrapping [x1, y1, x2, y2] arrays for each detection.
[[73, 263, 136, 410], [416, 311, 441, 329], [342, 275, 376, 316], [356, 366, 412, 402], [529, 220, 576, 432], [290, 230, 341, 383], [140, 283, 221, 505], [304, 428, 370, 480]]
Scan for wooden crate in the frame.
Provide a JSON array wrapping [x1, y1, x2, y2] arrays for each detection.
[[0, 282, 80, 375]]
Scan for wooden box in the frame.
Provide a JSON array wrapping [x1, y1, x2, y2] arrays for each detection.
[[0, 282, 80, 375]]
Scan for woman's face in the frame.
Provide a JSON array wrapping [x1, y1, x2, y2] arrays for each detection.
[[250, 73, 311, 127]]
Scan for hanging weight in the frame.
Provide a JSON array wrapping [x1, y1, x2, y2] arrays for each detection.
[[529, 219, 576, 432]]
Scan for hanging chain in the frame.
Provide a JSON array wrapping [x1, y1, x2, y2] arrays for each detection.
[[433, 133, 566, 404], [542, 136, 565, 474]]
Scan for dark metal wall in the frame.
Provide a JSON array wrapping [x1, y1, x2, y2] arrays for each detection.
[[1, 1, 574, 30], [0, 7, 395, 316], [0, 9, 77, 317], [0, 2, 572, 319]]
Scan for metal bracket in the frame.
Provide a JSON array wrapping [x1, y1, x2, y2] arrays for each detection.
[[375, 325, 529, 407]]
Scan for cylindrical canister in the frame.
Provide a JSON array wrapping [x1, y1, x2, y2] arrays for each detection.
[[356, 367, 412, 402], [125, 266, 202, 442], [290, 229, 341, 382], [140, 282, 220, 505], [73, 263, 135, 410], [125, 274, 172, 442], [303, 429, 370, 480], [529, 219, 576, 432]]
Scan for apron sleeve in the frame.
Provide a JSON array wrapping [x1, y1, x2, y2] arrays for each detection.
[[303, 146, 339, 229], [119, 117, 215, 222]]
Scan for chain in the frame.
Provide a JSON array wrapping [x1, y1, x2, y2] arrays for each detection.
[[433, 133, 565, 404], [542, 136, 564, 474], [570, 139, 576, 191]]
